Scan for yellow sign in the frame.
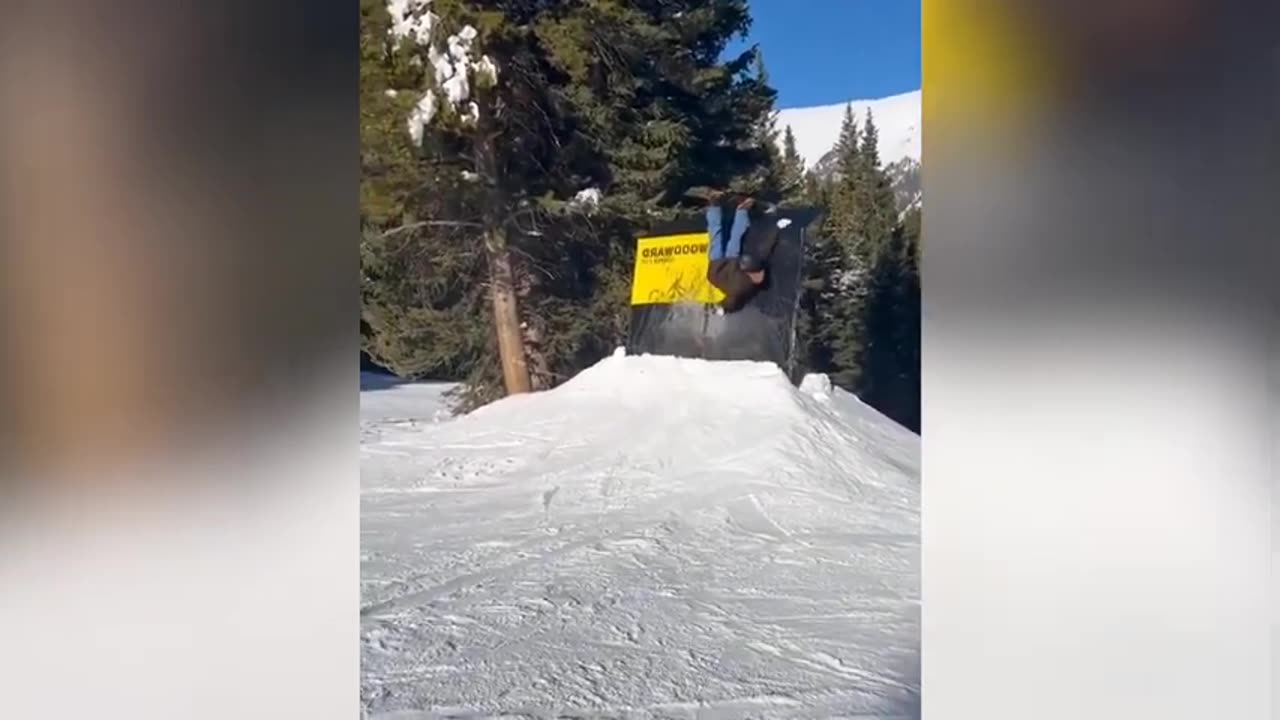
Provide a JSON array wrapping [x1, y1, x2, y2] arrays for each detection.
[[630, 232, 725, 306]]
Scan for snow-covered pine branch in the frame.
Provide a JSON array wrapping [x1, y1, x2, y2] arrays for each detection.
[[570, 188, 602, 211], [386, 0, 500, 146]]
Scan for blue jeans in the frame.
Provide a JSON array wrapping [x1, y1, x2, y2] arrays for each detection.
[[706, 205, 749, 262]]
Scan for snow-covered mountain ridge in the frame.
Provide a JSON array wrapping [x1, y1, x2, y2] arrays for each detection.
[[777, 89, 920, 170]]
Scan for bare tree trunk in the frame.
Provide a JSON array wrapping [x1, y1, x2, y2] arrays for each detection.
[[522, 324, 552, 391], [514, 262, 552, 391], [486, 228, 532, 395], [474, 88, 531, 396]]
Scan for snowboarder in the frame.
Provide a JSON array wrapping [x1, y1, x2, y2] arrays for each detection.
[[702, 190, 779, 312]]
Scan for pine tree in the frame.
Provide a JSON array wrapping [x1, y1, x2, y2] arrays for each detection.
[[517, 0, 768, 389], [778, 125, 806, 204], [724, 48, 783, 199], [852, 110, 898, 257], [794, 105, 910, 399], [825, 104, 864, 242], [825, 108, 919, 430], [831, 109, 902, 404], [815, 104, 869, 388], [897, 205, 922, 432], [361, 0, 769, 407], [834, 104, 860, 169], [860, 109, 882, 169], [859, 204, 920, 431], [800, 167, 827, 207], [360, 0, 496, 390], [794, 106, 855, 385]]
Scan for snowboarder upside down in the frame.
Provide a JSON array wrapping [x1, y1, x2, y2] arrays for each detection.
[[704, 192, 776, 312]]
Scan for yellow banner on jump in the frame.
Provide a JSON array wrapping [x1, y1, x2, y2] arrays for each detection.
[[630, 232, 725, 306]]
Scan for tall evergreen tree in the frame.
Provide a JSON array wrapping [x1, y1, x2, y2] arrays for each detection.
[[800, 167, 827, 207], [778, 125, 806, 204], [796, 105, 910, 401], [859, 204, 920, 431], [796, 106, 857, 385], [361, 0, 772, 408], [837, 109, 917, 428], [360, 0, 495, 387], [361, 0, 920, 428], [730, 48, 783, 199], [834, 105, 860, 168], [860, 109, 882, 169], [815, 104, 870, 387], [824, 104, 864, 242], [851, 110, 898, 257]]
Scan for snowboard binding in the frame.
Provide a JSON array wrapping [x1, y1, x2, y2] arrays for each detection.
[[683, 186, 779, 215]]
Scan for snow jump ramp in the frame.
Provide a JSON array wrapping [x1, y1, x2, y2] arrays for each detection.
[[627, 208, 820, 379], [360, 352, 920, 718]]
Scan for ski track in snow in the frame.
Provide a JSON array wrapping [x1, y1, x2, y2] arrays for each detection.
[[361, 354, 920, 719]]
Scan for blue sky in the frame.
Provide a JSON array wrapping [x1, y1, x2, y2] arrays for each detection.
[[726, 1, 921, 109]]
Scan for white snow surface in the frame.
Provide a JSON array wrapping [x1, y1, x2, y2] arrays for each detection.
[[777, 89, 921, 170], [361, 353, 920, 718], [361, 372, 458, 426]]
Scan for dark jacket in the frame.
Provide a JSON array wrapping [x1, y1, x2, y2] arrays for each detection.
[[743, 216, 781, 260], [707, 258, 758, 310], [706, 215, 782, 310]]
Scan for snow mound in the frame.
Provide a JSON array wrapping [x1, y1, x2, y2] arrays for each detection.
[[361, 353, 919, 718], [777, 89, 921, 170], [449, 353, 919, 521]]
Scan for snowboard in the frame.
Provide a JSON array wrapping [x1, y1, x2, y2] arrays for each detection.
[[683, 186, 779, 214]]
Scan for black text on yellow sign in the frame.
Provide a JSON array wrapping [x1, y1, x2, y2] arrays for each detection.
[[630, 233, 725, 306]]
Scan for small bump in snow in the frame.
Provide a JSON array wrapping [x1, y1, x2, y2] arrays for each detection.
[[799, 373, 834, 401]]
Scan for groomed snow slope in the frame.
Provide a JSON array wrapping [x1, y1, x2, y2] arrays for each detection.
[[777, 89, 921, 170], [361, 352, 920, 719], [360, 372, 458, 425]]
